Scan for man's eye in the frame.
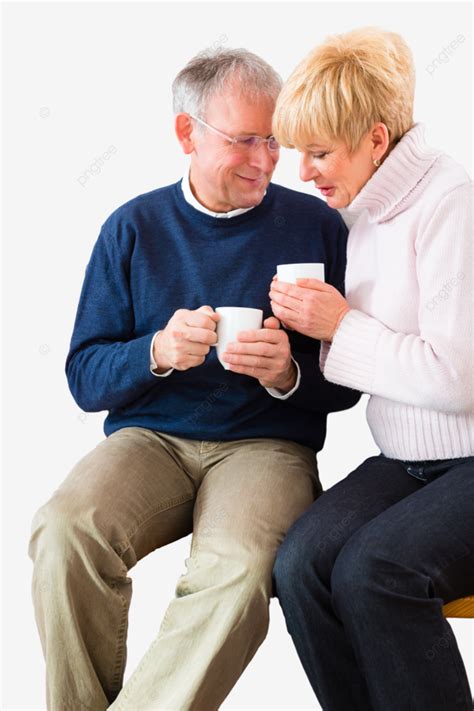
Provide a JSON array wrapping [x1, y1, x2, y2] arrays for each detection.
[[237, 137, 258, 147]]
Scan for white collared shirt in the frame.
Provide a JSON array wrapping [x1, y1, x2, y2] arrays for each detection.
[[149, 170, 300, 399], [181, 165, 257, 219]]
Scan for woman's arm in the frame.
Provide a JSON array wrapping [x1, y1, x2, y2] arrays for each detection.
[[321, 182, 473, 414]]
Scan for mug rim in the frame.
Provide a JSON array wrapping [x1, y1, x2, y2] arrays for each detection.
[[215, 306, 263, 315]]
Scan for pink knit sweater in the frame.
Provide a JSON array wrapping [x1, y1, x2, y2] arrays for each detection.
[[321, 123, 473, 460]]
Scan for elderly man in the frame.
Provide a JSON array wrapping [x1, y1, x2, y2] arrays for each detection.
[[28, 48, 360, 711]]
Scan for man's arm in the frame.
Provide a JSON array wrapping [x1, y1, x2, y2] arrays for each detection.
[[65, 227, 164, 412]]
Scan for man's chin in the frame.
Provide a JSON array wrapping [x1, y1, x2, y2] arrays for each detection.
[[233, 187, 268, 209]]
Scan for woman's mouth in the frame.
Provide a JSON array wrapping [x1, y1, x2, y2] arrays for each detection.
[[317, 186, 335, 197]]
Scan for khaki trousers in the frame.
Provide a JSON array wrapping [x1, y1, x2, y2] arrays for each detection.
[[28, 426, 321, 710]]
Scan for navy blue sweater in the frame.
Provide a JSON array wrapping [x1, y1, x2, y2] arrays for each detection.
[[65, 180, 360, 451]]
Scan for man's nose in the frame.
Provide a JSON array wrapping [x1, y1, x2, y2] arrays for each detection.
[[300, 153, 317, 182], [247, 142, 278, 172]]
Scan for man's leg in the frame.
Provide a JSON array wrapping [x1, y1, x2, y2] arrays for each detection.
[[331, 459, 474, 710], [273, 455, 423, 711], [108, 437, 321, 711], [28, 427, 199, 710]]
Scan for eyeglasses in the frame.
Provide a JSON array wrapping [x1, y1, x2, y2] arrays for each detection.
[[189, 114, 280, 152]]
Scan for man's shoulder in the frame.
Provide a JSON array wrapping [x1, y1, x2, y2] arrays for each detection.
[[102, 181, 180, 232], [269, 182, 345, 226]]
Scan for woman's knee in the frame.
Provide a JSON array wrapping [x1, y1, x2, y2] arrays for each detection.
[[331, 524, 394, 615], [273, 508, 333, 600]]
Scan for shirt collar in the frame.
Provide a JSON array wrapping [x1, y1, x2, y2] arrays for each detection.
[[181, 165, 258, 219]]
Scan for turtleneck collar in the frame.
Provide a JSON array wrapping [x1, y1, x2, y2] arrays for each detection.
[[347, 123, 443, 224]]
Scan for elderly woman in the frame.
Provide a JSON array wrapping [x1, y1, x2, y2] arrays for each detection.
[[270, 27, 473, 711]]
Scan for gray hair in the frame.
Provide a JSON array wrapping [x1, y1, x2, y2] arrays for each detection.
[[172, 47, 282, 120]]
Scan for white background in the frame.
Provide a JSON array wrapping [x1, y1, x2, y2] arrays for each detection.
[[1, 1, 473, 709]]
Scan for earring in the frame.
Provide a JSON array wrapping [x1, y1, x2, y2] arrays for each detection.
[[373, 158, 381, 167]]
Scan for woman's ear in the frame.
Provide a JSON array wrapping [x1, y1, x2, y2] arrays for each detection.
[[370, 122, 390, 163], [175, 113, 195, 155]]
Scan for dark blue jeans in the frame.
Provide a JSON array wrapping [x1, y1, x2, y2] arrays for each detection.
[[273, 454, 474, 710]]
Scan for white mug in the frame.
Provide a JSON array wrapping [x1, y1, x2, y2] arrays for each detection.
[[276, 262, 325, 284], [214, 307, 263, 370]]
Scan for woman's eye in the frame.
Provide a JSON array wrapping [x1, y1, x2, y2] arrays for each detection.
[[312, 152, 328, 159]]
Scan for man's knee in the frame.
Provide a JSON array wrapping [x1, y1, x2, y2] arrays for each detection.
[[28, 494, 116, 572], [178, 546, 274, 603]]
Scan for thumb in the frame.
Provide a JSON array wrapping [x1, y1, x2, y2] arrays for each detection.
[[198, 305, 220, 320], [264, 316, 281, 329]]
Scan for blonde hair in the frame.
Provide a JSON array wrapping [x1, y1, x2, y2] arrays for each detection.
[[273, 27, 415, 153]]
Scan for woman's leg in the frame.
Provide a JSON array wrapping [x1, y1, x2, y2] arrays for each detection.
[[273, 455, 422, 710], [331, 459, 474, 710]]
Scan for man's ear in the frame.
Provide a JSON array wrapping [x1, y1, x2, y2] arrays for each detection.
[[175, 113, 195, 155]]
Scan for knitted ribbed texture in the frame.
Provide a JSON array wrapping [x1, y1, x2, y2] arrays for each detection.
[[321, 123, 473, 460]]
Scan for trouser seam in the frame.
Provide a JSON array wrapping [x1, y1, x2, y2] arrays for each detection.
[[113, 492, 195, 556], [109, 580, 129, 695]]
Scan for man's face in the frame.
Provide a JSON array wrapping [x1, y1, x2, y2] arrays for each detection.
[[184, 89, 279, 212]]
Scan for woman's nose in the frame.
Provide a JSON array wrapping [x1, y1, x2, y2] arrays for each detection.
[[300, 154, 318, 182]]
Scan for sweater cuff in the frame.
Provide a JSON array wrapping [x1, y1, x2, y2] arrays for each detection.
[[319, 340, 331, 372], [322, 309, 383, 392], [266, 356, 301, 400]]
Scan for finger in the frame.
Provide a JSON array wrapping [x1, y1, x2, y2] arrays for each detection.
[[225, 340, 275, 357], [268, 288, 302, 313], [269, 281, 304, 299], [270, 301, 301, 325], [222, 353, 270, 368], [196, 304, 221, 321], [184, 341, 212, 356], [263, 316, 280, 329], [295, 278, 331, 292], [234, 328, 283, 345], [171, 327, 217, 346], [185, 310, 219, 331], [270, 279, 304, 299]]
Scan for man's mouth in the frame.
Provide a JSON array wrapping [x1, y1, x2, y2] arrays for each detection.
[[236, 175, 264, 185]]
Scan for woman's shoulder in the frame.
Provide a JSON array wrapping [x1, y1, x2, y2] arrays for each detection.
[[410, 151, 472, 227], [428, 152, 471, 196]]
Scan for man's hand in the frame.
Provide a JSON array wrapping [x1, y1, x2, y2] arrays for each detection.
[[221, 316, 296, 392], [152, 305, 219, 373]]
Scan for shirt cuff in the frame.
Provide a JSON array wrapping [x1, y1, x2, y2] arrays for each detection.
[[150, 330, 174, 377], [265, 356, 301, 400]]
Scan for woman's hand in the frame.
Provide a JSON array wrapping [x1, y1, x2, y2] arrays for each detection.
[[269, 277, 351, 342]]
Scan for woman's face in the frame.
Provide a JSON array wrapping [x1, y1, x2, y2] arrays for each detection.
[[299, 133, 378, 209]]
